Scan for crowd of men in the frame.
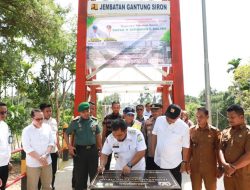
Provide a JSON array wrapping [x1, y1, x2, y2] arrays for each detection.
[[0, 101, 249, 190]]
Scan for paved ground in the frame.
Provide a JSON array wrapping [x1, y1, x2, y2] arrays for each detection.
[[54, 158, 225, 190]]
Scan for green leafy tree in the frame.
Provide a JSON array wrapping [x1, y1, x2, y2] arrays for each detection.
[[185, 102, 200, 124], [0, 0, 70, 101], [227, 58, 241, 73], [186, 90, 234, 130], [184, 94, 201, 124], [0, 0, 75, 137], [137, 87, 153, 104], [97, 93, 121, 124], [190, 60, 250, 129], [230, 64, 250, 123], [102, 93, 120, 105], [210, 91, 235, 130]]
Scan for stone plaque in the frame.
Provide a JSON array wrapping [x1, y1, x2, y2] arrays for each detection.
[[89, 170, 181, 190]]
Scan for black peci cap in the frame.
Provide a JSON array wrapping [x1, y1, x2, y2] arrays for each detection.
[[165, 104, 181, 119]]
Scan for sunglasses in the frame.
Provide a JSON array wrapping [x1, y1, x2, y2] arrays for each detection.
[[127, 114, 134, 117], [0, 111, 8, 115], [34, 118, 44, 122]]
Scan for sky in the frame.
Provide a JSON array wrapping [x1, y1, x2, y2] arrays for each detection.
[[56, 0, 250, 98]]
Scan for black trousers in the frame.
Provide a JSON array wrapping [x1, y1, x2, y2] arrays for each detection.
[[0, 165, 9, 190], [105, 153, 112, 170], [74, 145, 98, 190], [38, 152, 58, 189], [160, 163, 182, 189], [145, 156, 158, 170], [51, 153, 58, 188], [72, 157, 76, 188]]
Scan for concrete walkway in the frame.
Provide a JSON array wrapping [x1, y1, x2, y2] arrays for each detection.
[[54, 159, 225, 190], [54, 159, 74, 189]]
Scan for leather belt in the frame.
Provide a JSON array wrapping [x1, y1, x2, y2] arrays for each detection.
[[76, 144, 95, 150]]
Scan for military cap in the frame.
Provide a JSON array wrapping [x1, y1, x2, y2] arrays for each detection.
[[165, 104, 181, 119], [123, 107, 135, 115], [78, 102, 90, 112], [150, 103, 163, 109]]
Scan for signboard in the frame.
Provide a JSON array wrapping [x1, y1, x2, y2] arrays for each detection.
[[88, 1, 170, 16], [87, 15, 171, 68], [89, 170, 181, 190]]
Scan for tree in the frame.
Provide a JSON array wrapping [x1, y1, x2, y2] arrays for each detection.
[[185, 59, 249, 129], [0, 0, 75, 137], [38, 29, 76, 124], [137, 87, 153, 104], [231, 64, 250, 123], [185, 90, 234, 130], [97, 93, 120, 123], [0, 0, 69, 95], [210, 91, 234, 130], [185, 102, 200, 124], [227, 58, 241, 73]]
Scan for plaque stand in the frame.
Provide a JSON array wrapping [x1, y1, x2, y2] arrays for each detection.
[[89, 170, 181, 190]]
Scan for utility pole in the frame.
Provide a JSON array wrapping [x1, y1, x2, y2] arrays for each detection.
[[201, 0, 212, 123]]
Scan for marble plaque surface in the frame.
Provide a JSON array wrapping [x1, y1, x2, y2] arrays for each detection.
[[89, 170, 180, 189]]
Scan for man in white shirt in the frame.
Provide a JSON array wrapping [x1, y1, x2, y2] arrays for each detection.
[[0, 102, 11, 190], [39, 103, 61, 190], [151, 104, 190, 188], [22, 109, 54, 190], [99, 119, 146, 174]]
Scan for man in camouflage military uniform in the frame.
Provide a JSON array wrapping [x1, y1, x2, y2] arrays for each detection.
[[143, 103, 162, 170], [219, 104, 250, 190], [64, 102, 102, 190], [102, 101, 122, 170], [188, 107, 222, 190]]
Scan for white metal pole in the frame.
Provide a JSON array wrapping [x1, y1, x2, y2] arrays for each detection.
[[201, 0, 212, 124]]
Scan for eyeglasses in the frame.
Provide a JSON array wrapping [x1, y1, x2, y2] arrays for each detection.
[[0, 111, 7, 115], [34, 118, 44, 122]]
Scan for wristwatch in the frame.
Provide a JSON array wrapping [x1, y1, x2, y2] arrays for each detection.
[[127, 161, 133, 169]]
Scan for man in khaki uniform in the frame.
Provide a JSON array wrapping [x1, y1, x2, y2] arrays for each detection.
[[219, 104, 250, 190], [143, 103, 162, 170], [188, 107, 222, 190]]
